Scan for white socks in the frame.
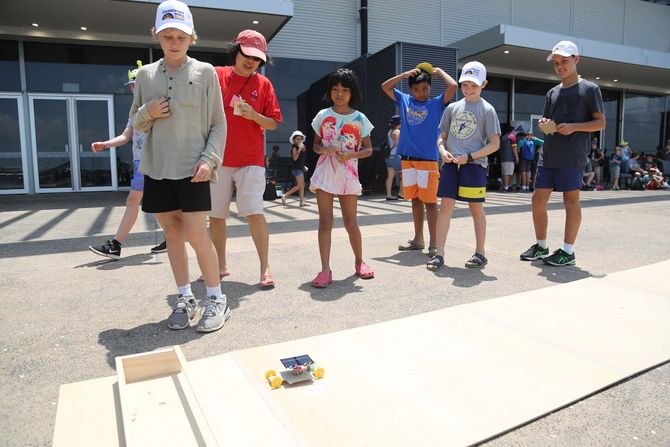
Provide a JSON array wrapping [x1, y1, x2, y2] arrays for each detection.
[[177, 284, 193, 297], [537, 240, 548, 249], [206, 286, 224, 301], [561, 242, 575, 255]]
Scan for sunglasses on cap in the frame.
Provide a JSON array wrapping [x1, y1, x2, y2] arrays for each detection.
[[239, 50, 262, 63]]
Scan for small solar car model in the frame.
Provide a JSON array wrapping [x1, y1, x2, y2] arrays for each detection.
[[265, 354, 325, 388]]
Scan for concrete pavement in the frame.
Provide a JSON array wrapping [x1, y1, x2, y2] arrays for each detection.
[[1, 189, 669, 446]]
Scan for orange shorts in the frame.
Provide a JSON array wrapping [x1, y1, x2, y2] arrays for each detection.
[[401, 159, 440, 204]]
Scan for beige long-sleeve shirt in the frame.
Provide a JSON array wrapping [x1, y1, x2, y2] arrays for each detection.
[[130, 57, 226, 181]]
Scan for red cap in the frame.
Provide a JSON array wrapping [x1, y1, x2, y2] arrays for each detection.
[[235, 29, 267, 62]]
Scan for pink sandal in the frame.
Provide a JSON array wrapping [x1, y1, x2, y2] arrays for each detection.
[[355, 262, 375, 279], [311, 271, 332, 288]]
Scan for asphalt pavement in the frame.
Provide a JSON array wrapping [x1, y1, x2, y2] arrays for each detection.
[[0, 189, 669, 446]]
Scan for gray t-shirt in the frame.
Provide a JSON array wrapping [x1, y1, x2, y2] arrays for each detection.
[[540, 79, 604, 169], [439, 98, 501, 168]]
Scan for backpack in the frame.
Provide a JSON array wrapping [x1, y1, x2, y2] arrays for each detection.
[[519, 139, 535, 161]]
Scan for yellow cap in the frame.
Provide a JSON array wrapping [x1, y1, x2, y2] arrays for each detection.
[[416, 62, 434, 75]]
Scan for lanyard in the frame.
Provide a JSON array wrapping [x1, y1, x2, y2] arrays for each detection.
[[228, 71, 255, 99]]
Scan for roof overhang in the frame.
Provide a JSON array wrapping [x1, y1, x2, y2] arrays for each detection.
[[452, 24, 670, 95], [0, 0, 293, 50]]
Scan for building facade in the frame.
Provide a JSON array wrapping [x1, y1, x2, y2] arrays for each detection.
[[1, 0, 669, 194]]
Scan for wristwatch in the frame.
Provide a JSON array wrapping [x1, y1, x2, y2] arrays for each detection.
[[467, 153, 474, 163]]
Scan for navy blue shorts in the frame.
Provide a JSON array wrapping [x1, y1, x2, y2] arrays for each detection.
[[291, 168, 304, 178], [534, 166, 582, 192], [437, 163, 487, 202]]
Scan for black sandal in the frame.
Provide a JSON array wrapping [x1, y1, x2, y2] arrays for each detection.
[[426, 255, 444, 271]]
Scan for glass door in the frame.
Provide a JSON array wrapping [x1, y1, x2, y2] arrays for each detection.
[[0, 94, 28, 194], [29, 95, 116, 192], [75, 97, 116, 190]]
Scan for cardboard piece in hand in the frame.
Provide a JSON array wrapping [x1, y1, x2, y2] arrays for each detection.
[[538, 119, 558, 135]]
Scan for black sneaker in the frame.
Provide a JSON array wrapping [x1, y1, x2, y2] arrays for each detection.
[[89, 239, 121, 260], [519, 243, 549, 261], [542, 248, 576, 266], [150, 240, 167, 253]]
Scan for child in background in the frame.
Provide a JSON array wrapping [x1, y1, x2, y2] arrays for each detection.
[[89, 61, 166, 260], [282, 130, 310, 207], [130, 0, 228, 332], [309, 68, 374, 288], [382, 62, 457, 257], [427, 61, 500, 270]]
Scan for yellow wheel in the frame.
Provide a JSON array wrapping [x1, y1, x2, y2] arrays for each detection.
[[265, 370, 276, 380], [270, 375, 283, 389], [313, 367, 325, 379]]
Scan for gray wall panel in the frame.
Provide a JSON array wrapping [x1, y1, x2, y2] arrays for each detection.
[[624, 0, 670, 51], [573, 0, 626, 44], [442, 0, 512, 43], [511, 0, 571, 35], [367, 0, 442, 54], [268, 0, 358, 61]]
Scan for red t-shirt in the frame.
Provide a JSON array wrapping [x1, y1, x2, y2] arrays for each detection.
[[215, 66, 282, 167]]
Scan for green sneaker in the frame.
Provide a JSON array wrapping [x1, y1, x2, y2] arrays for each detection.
[[542, 248, 576, 266], [520, 243, 549, 261]]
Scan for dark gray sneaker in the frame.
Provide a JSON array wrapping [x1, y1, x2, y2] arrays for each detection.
[[196, 296, 231, 333], [542, 248, 576, 267], [167, 295, 197, 330], [520, 243, 550, 261], [89, 239, 121, 260]]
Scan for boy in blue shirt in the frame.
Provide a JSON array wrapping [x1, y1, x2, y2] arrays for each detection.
[[382, 63, 457, 256], [520, 41, 605, 266], [427, 61, 500, 270]]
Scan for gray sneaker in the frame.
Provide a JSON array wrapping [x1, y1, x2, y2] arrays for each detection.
[[167, 295, 197, 330], [196, 296, 231, 333]]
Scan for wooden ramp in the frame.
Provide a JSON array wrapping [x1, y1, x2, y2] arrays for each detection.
[[53, 260, 670, 446]]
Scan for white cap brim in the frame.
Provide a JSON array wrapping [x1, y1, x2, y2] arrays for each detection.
[[124, 80, 136, 85], [458, 74, 483, 86], [156, 22, 192, 35], [546, 50, 573, 61]]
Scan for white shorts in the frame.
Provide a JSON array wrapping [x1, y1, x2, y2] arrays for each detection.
[[501, 161, 515, 176], [209, 166, 265, 219]]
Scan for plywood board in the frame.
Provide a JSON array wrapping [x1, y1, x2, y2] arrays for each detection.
[[53, 260, 670, 446], [116, 347, 216, 447]]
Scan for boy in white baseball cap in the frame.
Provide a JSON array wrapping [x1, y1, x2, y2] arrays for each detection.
[[131, 0, 231, 332], [427, 60, 501, 271], [520, 40, 605, 267]]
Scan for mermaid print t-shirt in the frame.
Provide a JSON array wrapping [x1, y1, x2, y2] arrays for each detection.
[[309, 107, 374, 195]]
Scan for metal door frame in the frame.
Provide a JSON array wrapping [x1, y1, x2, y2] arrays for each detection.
[[28, 93, 115, 193], [0, 93, 29, 194]]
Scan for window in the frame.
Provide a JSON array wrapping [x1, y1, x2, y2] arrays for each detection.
[[0, 40, 20, 92], [623, 93, 666, 153]]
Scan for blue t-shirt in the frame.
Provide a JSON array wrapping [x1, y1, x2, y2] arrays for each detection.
[[394, 89, 446, 161]]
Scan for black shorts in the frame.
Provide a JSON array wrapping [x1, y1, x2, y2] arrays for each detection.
[[142, 176, 211, 213]]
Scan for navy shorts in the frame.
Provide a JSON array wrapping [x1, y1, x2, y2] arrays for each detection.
[[437, 163, 487, 203], [291, 168, 304, 178], [142, 176, 211, 213], [534, 166, 582, 192]]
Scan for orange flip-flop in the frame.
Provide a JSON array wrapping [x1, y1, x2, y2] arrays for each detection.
[[259, 274, 276, 288]]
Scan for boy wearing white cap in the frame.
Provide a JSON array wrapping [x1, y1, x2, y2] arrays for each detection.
[[130, 0, 230, 332], [281, 130, 310, 206], [427, 61, 501, 271], [520, 40, 605, 267]]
